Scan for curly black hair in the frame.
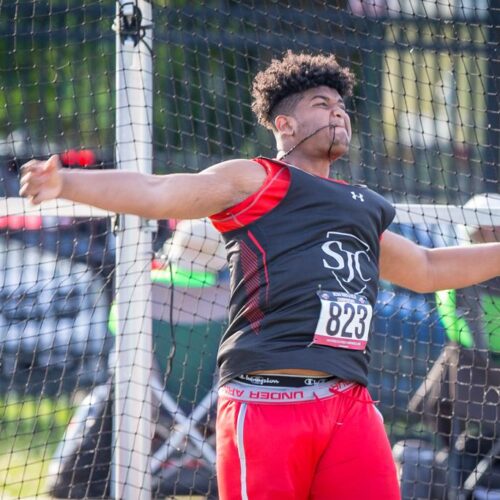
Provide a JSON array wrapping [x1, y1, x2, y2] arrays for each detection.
[[251, 51, 356, 130]]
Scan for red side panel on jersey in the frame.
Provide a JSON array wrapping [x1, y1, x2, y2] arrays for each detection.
[[210, 157, 291, 233], [239, 237, 265, 334]]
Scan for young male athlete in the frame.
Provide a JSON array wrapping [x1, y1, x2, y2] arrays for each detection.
[[20, 51, 500, 499]]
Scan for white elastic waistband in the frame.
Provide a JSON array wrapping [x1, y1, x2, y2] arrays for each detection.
[[219, 379, 356, 404]]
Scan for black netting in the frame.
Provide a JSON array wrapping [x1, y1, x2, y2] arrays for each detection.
[[0, 1, 499, 498]]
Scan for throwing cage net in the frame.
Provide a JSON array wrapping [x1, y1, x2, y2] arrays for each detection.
[[0, 1, 499, 498]]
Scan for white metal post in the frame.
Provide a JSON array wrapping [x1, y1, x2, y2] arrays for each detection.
[[113, 1, 153, 499]]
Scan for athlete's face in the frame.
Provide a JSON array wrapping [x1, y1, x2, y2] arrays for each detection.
[[290, 86, 352, 161]]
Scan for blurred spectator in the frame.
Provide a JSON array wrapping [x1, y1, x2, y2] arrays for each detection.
[[402, 193, 500, 497]]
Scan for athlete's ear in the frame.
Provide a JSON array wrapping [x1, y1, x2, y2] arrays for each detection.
[[274, 114, 296, 137]]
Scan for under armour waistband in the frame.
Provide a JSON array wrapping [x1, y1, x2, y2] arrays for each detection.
[[235, 373, 338, 388], [220, 379, 356, 404]]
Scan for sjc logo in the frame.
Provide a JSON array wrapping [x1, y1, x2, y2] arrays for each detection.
[[321, 231, 372, 294]]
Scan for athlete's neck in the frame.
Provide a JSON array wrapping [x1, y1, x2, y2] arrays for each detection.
[[276, 150, 331, 178]]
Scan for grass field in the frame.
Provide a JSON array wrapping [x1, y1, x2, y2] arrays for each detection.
[[0, 393, 209, 499], [0, 394, 73, 498]]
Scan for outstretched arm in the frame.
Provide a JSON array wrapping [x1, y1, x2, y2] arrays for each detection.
[[19, 155, 266, 220], [380, 230, 500, 293]]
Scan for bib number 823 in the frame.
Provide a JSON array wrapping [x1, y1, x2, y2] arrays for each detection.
[[313, 291, 373, 350], [326, 302, 369, 339]]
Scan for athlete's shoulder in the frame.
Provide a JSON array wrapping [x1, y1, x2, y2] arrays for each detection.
[[202, 157, 265, 175], [358, 184, 393, 204], [209, 157, 291, 232], [205, 157, 289, 187], [200, 157, 265, 190]]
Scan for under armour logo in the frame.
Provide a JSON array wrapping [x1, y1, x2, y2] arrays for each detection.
[[351, 191, 364, 202]]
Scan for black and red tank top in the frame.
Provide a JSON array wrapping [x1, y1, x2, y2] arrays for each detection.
[[210, 157, 396, 387]]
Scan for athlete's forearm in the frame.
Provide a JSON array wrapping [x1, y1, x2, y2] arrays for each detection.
[[60, 169, 166, 218], [59, 168, 230, 219], [380, 231, 500, 293], [425, 243, 500, 292]]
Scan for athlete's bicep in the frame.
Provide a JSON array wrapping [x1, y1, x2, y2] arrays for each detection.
[[379, 231, 431, 292], [152, 159, 267, 220]]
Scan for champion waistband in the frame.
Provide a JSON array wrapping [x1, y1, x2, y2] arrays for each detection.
[[220, 379, 356, 404], [235, 373, 338, 388]]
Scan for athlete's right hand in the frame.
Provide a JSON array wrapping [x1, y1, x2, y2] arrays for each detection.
[[19, 154, 64, 204]]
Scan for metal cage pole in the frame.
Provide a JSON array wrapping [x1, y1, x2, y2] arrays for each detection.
[[113, 1, 153, 498]]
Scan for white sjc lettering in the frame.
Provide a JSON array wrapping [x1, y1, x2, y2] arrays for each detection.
[[321, 241, 371, 283], [321, 232, 373, 294]]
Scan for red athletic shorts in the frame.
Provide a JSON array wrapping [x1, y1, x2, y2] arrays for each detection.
[[216, 378, 400, 500]]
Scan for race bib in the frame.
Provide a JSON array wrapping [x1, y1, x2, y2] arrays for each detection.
[[313, 291, 373, 350]]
